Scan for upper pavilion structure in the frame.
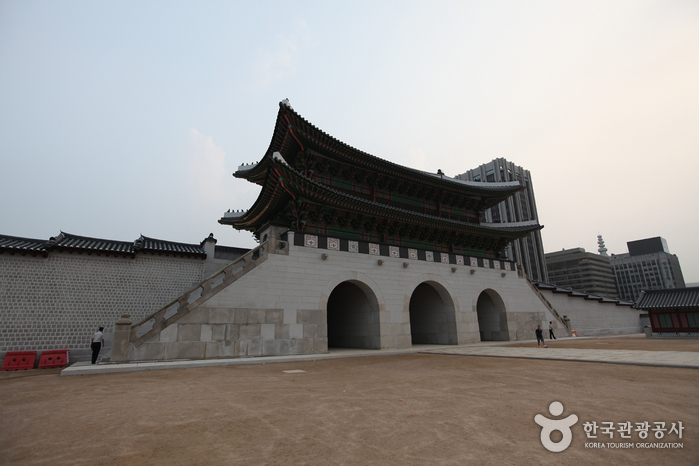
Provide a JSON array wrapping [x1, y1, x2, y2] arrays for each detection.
[[220, 100, 542, 258]]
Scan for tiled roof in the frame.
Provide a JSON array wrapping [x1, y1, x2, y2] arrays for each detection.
[[236, 101, 524, 205], [0, 234, 49, 256], [223, 152, 543, 244], [48, 232, 134, 255], [135, 235, 206, 258], [1, 232, 209, 259], [635, 287, 699, 310], [533, 281, 633, 306]]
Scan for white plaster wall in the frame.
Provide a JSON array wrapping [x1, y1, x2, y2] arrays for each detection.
[[542, 292, 643, 336]]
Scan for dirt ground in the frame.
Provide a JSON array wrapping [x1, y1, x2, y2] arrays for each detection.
[[1, 346, 697, 465], [509, 334, 699, 352]]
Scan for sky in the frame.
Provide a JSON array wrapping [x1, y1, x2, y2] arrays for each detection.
[[1, 1, 698, 283]]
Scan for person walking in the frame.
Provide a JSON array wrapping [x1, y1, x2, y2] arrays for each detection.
[[549, 321, 557, 340], [91, 326, 105, 364], [536, 325, 547, 348]]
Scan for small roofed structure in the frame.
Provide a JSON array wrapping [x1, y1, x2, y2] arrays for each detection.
[[635, 287, 699, 337]]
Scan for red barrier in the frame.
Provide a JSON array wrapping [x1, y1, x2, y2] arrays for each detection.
[[38, 350, 69, 369], [1, 351, 37, 371]]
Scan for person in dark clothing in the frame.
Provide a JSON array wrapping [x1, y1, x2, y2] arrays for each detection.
[[549, 321, 557, 340], [91, 326, 105, 364], [536, 325, 547, 348]]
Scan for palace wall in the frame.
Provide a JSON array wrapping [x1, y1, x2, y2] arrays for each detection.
[[0, 245, 240, 361], [538, 291, 643, 336], [127, 232, 567, 361]]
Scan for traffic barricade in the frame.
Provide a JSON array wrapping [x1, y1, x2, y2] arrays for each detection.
[[38, 350, 70, 369], [1, 351, 37, 371]]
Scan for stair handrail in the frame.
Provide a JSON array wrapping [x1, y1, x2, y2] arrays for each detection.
[[523, 274, 568, 330]]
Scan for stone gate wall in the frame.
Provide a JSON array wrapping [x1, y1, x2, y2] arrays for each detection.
[[126, 231, 566, 361]]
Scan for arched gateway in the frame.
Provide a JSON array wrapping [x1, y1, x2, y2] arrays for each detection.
[[476, 289, 510, 341], [327, 281, 381, 349], [409, 282, 457, 345]]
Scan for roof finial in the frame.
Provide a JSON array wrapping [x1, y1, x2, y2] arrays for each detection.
[[281, 98, 293, 110]]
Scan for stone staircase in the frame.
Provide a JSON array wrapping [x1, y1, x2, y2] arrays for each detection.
[[109, 240, 284, 361], [523, 274, 570, 335], [129, 241, 273, 348]]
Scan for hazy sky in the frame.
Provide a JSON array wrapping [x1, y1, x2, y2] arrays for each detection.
[[2, 1, 698, 283]]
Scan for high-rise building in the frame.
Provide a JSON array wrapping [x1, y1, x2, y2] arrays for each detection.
[[611, 237, 685, 302], [456, 158, 548, 282], [545, 248, 618, 297]]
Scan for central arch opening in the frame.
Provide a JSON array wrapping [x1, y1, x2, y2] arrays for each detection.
[[476, 289, 510, 341], [327, 281, 380, 349], [409, 282, 457, 345]]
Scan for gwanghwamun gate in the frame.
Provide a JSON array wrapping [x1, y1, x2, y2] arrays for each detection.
[[0, 101, 643, 363]]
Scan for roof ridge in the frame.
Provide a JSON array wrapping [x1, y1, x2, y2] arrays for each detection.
[[56, 231, 133, 244], [138, 235, 203, 247], [0, 233, 48, 242]]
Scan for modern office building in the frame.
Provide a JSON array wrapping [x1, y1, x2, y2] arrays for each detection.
[[456, 158, 548, 282], [544, 247, 618, 298], [611, 237, 685, 302]]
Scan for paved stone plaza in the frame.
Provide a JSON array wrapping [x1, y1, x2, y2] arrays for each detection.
[[62, 335, 699, 376], [424, 345, 699, 369]]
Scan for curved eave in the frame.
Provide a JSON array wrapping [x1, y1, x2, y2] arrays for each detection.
[[234, 160, 269, 184], [219, 167, 292, 230], [237, 102, 524, 199], [273, 157, 541, 240], [221, 156, 542, 242]]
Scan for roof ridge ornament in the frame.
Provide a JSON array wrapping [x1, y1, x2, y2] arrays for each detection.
[[272, 151, 290, 167], [281, 98, 293, 110]]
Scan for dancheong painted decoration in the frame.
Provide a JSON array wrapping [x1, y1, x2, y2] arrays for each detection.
[[220, 100, 542, 258]]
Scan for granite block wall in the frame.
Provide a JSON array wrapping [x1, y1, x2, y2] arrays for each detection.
[[0, 252, 206, 355]]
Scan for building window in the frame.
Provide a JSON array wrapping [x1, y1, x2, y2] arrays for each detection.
[[658, 314, 673, 328]]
